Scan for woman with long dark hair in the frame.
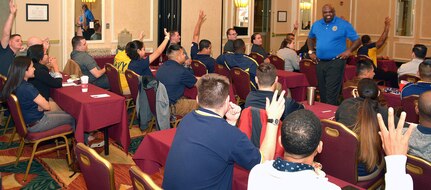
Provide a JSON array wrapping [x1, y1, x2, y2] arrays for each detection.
[[1, 56, 75, 133]]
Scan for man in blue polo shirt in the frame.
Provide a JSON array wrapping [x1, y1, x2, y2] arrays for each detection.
[[163, 73, 285, 189], [216, 39, 259, 89], [308, 4, 361, 105], [0, 0, 22, 77], [401, 60, 431, 99], [190, 10, 215, 73], [156, 44, 198, 116]]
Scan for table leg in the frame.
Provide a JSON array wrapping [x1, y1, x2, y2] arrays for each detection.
[[104, 128, 109, 155]]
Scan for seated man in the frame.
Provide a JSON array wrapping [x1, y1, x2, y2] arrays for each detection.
[[398, 44, 427, 77], [405, 91, 431, 162], [401, 59, 431, 98], [0, 0, 21, 77], [163, 73, 285, 189], [216, 39, 259, 89], [156, 44, 197, 116], [245, 63, 303, 120], [343, 59, 375, 88], [223, 28, 237, 53], [168, 30, 192, 65], [70, 36, 110, 89], [190, 11, 215, 73]]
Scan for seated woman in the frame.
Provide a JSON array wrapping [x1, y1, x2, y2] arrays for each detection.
[[250, 33, 270, 64], [276, 38, 299, 72], [27, 44, 63, 111], [1, 57, 75, 133], [126, 28, 170, 77]]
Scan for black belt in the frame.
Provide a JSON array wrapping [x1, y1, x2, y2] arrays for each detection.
[[26, 120, 39, 128]]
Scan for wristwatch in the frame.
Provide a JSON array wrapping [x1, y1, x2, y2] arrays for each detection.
[[268, 118, 280, 125], [308, 50, 314, 54]]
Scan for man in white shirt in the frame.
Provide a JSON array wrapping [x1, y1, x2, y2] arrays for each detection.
[[398, 44, 427, 77]]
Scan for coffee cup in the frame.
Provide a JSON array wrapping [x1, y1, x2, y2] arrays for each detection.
[[80, 75, 89, 92]]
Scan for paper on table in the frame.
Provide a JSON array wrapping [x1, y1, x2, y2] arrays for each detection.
[[62, 83, 78, 87], [90, 94, 111, 98]]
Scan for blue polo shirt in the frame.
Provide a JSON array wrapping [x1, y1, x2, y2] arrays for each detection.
[[216, 53, 259, 88], [156, 60, 196, 104], [191, 42, 216, 73], [163, 108, 262, 190], [15, 81, 44, 124], [0, 45, 15, 76], [401, 81, 431, 98], [309, 16, 359, 60], [128, 57, 152, 76]]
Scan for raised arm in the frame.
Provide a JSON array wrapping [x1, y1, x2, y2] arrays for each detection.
[[291, 21, 298, 35], [192, 10, 206, 44], [1, 0, 17, 48], [149, 28, 170, 63], [376, 17, 391, 49]]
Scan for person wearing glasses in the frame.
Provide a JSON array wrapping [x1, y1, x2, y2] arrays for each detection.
[[223, 28, 238, 53]]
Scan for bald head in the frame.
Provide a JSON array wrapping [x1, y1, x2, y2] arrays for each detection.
[[322, 4, 335, 23], [419, 91, 431, 122]]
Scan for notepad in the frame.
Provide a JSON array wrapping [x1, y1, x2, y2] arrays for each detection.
[[90, 94, 110, 98]]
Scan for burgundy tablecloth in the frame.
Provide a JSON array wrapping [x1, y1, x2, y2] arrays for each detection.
[[378, 60, 397, 73], [132, 128, 364, 190], [51, 84, 130, 152], [344, 64, 356, 82], [301, 101, 338, 119], [276, 70, 309, 101], [94, 55, 115, 69]]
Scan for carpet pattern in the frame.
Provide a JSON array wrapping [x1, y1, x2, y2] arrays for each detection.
[[0, 123, 148, 190]]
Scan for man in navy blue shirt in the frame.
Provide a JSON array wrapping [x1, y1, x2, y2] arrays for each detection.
[[190, 10, 215, 73], [401, 60, 431, 99], [156, 44, 198, 116], [0, 0, 22, 77], [163, 73, 286, 189], [308, 4, 361, 105]]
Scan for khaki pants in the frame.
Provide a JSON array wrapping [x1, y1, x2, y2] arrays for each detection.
[[172, 97, 199, 117]]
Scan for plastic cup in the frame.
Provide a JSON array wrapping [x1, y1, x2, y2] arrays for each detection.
[[80, 75, 89, 92]]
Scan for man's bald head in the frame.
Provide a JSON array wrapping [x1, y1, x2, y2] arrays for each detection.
[[419, 91, 431, 122]]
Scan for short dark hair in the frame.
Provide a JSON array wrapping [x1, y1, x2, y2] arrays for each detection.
[[196, 74, 230, 109], [72, 36, 85, 50], [10, 34, 21, 40], [198, 39, 211, 52], [412, 44, 428, 59], [419, 59, 431, 79], [357, 78, 379, 100], [361, 35, 371, 44], [286, 33, 295, 38], [356, 59, 374, 76], [82, 4, 88, 10], [226, 28, 236, 36], [419, 91, 431, 121], [281, 110, 322, 157], [166, 44, 183, 60], [27, 44, 44, 64], [125, 40, 144, 60], [233, 39, 245, 53], [256, 63, 276, 87]]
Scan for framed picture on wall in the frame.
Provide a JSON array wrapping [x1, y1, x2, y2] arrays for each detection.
[[277, 11, 287, 22], [26, 4, 49, 22]]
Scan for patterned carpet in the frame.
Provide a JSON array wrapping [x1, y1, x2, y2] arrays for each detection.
[[0, 122, 149, 190]]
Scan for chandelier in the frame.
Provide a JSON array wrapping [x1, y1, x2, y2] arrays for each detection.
[[234, 0, 249, 8], [82, 0, 96, 3]]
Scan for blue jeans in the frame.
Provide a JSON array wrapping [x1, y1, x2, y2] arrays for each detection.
[[27, 111, 76, 133]]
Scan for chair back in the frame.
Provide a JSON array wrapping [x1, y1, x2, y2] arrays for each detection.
[[144, 87, 157, 118], [191, 60, 208, 77], [342, 86, 358, 99], [249, 52, 264, 64], [399, 74, 420, 84], [6, 94, 28, 139], [401, 95, 419, 123], [229, 68, 251, 102], [0, 75, 6, 91], [129, 166, 162, 190], [299, 59, 318, 87], [125, 69, 140, 102], [406, 154, 431, 190], [268, 55, 285, 70], [316, 119, 359, 184], [347, 55, 358, 65], [357, 55, 373, 63], [63, 59, 83, 77], [238, 107, 284, 159], [214, 63, 231, 80], [105, 63, 124, 95], [75, 143, 115, 190]]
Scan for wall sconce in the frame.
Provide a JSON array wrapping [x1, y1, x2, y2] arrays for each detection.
[[300, 2, 312, 10], [234, 0, 249, 8], [82, 0, 96, 3]]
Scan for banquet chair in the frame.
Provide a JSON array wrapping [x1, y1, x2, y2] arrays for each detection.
[[268, 54, 285, 70], [63, 59, 83, 77], [399, 74, 420, 84], [299, 59, 318, 87], [342, 86, 358, 100], [145, 86, 182, 129], [401, 95, 419, 123], [214, 63, 231, 80], [7, 94, 73, 182], [191, 60, 208, 77], [316, 119, 384, 189], [75, 143, 115, 190], [406, 154, 431, 190], [105, 64, 135, 127], [249, 52, 264, 65], [0, 75, 13, 142], [347, 55, 358, 65], [238, 107, 284, 159], [129, 165, 162, 190], [229, 68, 254, 105], [125, 69, 140, 128]]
